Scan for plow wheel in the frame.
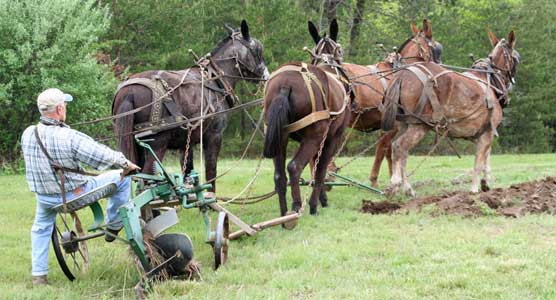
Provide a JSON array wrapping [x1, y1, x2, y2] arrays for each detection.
[[213, 212, 229, 270], [51, 212, 89, 281]]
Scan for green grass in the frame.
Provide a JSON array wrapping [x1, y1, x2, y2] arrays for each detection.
[[1, 154, 556, 299]]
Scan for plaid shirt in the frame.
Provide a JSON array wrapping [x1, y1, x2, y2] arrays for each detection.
[[21, 116, 128, 195]]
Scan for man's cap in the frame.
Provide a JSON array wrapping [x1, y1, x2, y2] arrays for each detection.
[[37, 88, 73, 111]]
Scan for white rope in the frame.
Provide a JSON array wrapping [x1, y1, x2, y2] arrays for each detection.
[[200, 68, 205, 182]]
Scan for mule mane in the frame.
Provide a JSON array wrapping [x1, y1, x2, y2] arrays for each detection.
[[210, 36, 232, 56], [397, 35, 415, 54]]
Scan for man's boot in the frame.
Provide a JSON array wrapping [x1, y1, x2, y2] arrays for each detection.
[[105, 227, 122, 242], [32, 275, 48, 286]]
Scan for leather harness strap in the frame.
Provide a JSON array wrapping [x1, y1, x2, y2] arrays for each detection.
[[267, 63, 348, 134], [367, 64, 388, 92], [284, 110, 331, 133], [405, 64, 449, 124]]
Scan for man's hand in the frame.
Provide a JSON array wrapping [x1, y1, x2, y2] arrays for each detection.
[[121, 161, 141, 180]]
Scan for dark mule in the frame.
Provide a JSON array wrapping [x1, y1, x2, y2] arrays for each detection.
[[313, 19, 443, 188], [112, 20, 268, 191], [382, 30, 520, 196], [263, 21, 350, 216]]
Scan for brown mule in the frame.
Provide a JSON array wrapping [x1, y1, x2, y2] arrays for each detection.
[[263, 21, 350, 216], [316, 19, 443, 188], [382, 30, 520, 196]]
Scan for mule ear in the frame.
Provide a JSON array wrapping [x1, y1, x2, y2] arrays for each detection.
[[410, 22, 419, 35], [487, 28, 499, 47], [224, 23, 234, 35], [330, 19, 339, 42], [308, 21, 321, 44], [507, 30, 516, 48], [423, 19, 433, 39], [241, 19, 250, 41]]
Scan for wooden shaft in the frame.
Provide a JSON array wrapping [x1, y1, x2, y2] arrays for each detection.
[[229, 213, 300, 240]]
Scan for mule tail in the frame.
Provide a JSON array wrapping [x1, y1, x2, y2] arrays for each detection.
[[263, 87, 292, 158], [381, 77, 402, 131], [114, 93, 137, 163]]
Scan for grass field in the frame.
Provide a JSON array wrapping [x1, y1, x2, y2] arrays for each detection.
[[1, 154, 555, 299]]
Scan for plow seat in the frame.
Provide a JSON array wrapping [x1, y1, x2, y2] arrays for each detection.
[[52, 183, 117, 213]]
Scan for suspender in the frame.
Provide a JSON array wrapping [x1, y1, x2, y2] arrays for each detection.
[[33, 125, 97, 208]]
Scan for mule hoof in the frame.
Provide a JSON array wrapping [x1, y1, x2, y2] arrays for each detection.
[[370, 177, 379, 188], [282, 211, 298, 230], [384, 184, 400, 197], [310, 206, 318, 215], [292, 202, 302, 213], [405, 188, 416, 198], [480, 179, 490, 192], [321, 201, 328, 208]]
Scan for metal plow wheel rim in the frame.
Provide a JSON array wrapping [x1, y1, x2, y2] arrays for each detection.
[[213, 211, 229, 270], [51, 213, 89, 281]]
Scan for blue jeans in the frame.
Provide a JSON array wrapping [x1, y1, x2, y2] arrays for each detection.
[[31, 170, 131, 276]]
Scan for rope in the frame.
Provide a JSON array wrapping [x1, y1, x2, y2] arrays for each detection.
[[219, 154, 266, 205], [406, 129, 449, 178], [203, 111, 263, 184], [336, 135, 382, 171]]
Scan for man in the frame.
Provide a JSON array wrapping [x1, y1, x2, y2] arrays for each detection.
[[21, 88, 140, 286]]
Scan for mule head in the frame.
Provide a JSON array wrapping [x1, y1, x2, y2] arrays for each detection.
[[487, 30, 520, 88], [215, 20, 269, 81], [398, 19, 443, 64], [307, 19, 344, 65]]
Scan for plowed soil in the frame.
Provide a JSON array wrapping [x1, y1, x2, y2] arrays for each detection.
[[361, 177, 556, 217]]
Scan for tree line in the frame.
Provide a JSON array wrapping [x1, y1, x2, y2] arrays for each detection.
[[0, 0, 554, 171]]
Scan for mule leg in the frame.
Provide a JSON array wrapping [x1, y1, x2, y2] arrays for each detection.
[[313, 136, 342, 213], [273, 145, 288, 217], [370, 129, 395, 188], [144, 143, 169, 175], [482, 147, 492, 191], [287, 139, 320, 213], [388, 124, 427, 196], [400, 125, 428, 197], [386, 128, 397, 178], [471, 131, 493, 193], [203, 130, 222, 192]]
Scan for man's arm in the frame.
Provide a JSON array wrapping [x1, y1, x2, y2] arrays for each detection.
[[70, 130, 129, 170]]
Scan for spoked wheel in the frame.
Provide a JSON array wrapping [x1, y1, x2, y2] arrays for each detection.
[[51, 212, 89, 281], [213, 211, 229, 270]]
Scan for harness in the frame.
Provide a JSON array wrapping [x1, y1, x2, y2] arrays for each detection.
[[394, 58, 510, 139], [114, 55, 240, 133], [266, 63, 349, 133]]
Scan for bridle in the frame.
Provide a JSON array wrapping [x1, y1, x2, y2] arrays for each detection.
[[398, 31, 442, 64], [214, 31, 268, 81], [470, 39, 520, 107], [489, 39, 520, 87], [311, 37, 344, 66]]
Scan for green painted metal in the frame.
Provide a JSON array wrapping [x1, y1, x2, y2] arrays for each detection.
[[119, 202, 149, 270], [118, 137, 220, 273], [88, 202, 105, 232], [329, 172, 384, 194]]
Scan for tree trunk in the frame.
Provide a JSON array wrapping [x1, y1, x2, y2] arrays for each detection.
[[348, 0, 366, 56], [320, 0, 341, 32]]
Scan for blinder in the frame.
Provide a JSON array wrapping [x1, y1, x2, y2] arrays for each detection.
[[230, 31, 268, 79]]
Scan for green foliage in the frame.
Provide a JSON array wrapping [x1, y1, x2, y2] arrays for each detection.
[[0, 0, 118, 167], [2, 0, 556, 167]]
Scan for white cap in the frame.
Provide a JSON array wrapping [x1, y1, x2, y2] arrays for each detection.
[[37, 88, 73, 111]]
